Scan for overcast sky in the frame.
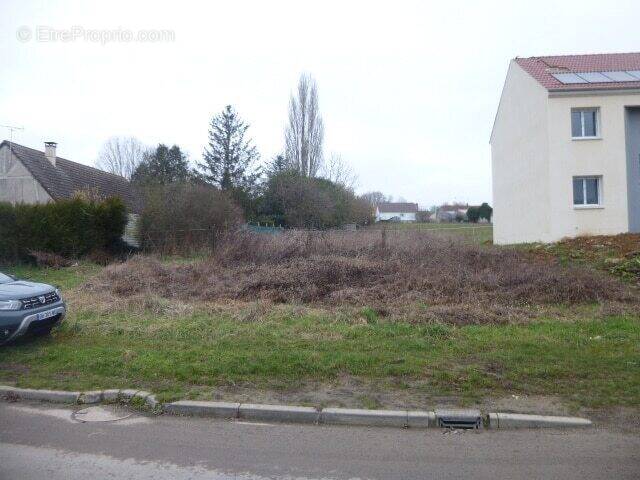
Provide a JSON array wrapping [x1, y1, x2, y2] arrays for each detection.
[[2, 0, 639, 207]]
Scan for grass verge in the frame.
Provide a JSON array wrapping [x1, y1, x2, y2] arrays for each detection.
[[0, 282, 637, 409]]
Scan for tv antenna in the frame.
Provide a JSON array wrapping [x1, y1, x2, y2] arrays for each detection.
[[0, 124, 24, 145]]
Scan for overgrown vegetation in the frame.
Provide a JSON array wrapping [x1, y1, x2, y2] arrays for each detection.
[[89, 230, 637, 325], [3, 231, 639, 412], [0, 197, 127, 262], [138, 183, 242, 253]]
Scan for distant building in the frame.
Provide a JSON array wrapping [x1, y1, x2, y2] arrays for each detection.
[[375, 202, 418, 222], [435, 204, 468, 223]]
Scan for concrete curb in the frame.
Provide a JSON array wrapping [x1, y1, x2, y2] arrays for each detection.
[[164, 400, 240, 418], [0, 386, 160, 411], [487, 412, 592, 429], [0, 385, 593, 430], [1, 386, 80, 403], [239, 403, 320, 424], [321, 408, 408, 427]]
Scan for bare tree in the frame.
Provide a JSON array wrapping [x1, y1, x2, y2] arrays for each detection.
[[322, 153, 358, 189], [96, 136, 147, 179], [284, 73, 324, 177], [360, 191, 389, 207]]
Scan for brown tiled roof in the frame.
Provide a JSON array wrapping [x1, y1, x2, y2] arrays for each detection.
[[516, 53, 640, 91], [377, 202, 418, 213], [2, 141, 143, 213]]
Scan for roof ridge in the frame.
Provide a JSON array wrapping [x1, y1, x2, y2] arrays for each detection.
[[1, 140, 128, 181], [517, 51, 640, 61]]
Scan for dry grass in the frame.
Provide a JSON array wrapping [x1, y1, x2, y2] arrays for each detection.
[[86, 230, 638, 325]]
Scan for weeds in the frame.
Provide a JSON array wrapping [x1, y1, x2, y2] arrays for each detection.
[[87, 230, 638, 325]]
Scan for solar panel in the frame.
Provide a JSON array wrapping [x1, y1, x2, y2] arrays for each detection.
[[576, 72, 615, 83], [601, 71, 638, 82], [552, 73, 588, 84]]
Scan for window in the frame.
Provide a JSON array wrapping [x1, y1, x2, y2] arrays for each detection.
[[573, 176, 601, 206], [571, 108, 599, 138]]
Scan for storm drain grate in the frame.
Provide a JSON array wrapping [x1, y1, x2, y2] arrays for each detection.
[[435, 409, 482, 429]]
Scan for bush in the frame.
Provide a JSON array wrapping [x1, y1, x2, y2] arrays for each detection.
[[0, 197, 128, 263], [259, 171, 373, 228], [138, 183, 242, 253]]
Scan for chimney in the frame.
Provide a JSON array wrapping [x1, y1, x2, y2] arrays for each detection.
[[44, 141, 57, 166]]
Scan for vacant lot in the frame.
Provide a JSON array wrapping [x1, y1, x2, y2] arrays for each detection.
[[369, 222, 493, 243], [1, 230, 639, 414]]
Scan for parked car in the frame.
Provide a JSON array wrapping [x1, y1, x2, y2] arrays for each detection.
[[0, 272, 66, 344]]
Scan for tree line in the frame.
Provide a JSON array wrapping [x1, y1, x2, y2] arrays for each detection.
[[97, 73, 372, 229]]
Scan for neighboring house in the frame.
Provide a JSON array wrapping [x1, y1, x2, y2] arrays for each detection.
[[0, 140, 143, 246], [435, 204, 468, 223], [491, 52, 640, 245], [375, 202, 418, 222]]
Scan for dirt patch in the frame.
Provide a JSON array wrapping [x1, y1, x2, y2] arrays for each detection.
[[530, 233, 640, 284], [86, 230, 639, 325], [557, 233, 640, 259]]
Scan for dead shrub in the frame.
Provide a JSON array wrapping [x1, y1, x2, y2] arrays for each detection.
[[86, 230, 639, 325], [28, 250, 72, 269], [86, 249, 115, 266]]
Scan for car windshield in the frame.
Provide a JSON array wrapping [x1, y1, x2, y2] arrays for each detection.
[[0, 273, 14, 284]]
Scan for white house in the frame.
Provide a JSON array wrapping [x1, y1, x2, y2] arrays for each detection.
[[435, 204, 468, 223], [375, 202, 418, 222], [491, 52, 640, 245]]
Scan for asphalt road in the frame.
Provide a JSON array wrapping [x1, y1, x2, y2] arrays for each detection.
[[1, 402, 639, 480]]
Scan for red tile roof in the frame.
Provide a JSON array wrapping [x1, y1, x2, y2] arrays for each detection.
[[515, 53, 640, 91]]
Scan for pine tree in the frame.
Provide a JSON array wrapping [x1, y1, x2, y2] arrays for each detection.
[[265, 153, 290, 178], [199, 105, 260, 192]]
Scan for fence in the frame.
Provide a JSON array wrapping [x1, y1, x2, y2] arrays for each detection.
[[368, 224, 494, 244], [139, 223, 494, 255], [140, 228, 222, 255]]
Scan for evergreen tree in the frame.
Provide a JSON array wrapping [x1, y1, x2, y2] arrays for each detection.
[[265, 153, 290, 178], [132, 144, 192, 185], [478, 202, 493, 222], [199, 105, 261, 192]]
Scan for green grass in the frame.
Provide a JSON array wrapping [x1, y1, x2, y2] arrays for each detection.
[[5, 262, 101, 290], [1, 303, 638, 407], [368, 223, 493, 243], [1, 262, 638, 409]]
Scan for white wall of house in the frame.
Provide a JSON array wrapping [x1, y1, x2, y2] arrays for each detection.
[[376, 211, 416, 222], [491, 61, 551, 244], [547, 91, 640, 240], [491, 62, 640, 244], [0, 144, 52, 205]]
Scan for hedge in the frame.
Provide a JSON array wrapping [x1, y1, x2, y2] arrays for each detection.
[[0, 197, 128, 262]]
